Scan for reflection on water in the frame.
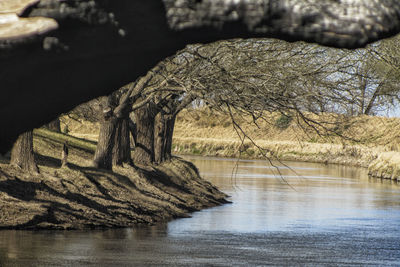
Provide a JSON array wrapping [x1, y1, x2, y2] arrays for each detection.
[[184, 157, 400, 233], [0, 156, 399, 266]]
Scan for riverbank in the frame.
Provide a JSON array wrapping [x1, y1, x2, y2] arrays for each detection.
[[0, 129, 228, 230], [171, 109, 400, 181], [60, 108, 400, 181]]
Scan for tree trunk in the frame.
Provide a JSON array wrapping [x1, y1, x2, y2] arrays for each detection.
[[128, 116, 137, 148], [154, 112, 166, 164], [112, 118, 132, 166], [93, 88, 137, 169], [45, 117, 61, 132], [132, 103, 157, 165], [10, 131, 39, 173], [164, 114, 176, 160], [154, 112, 176, 164], [92, 117, 117, 169]]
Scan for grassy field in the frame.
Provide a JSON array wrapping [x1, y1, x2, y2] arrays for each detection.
[[173, 109, 400, 181]]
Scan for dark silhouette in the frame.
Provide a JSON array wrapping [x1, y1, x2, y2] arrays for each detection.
[[1, 0, 400, 152]]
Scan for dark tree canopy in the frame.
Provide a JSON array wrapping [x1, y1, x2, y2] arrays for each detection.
[[1, 0, 400, 152]]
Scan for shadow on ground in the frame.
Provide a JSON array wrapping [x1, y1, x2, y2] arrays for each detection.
[[0, 136, 228, 230]]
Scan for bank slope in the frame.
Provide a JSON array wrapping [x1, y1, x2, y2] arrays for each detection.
[[0, 129, 228, 230]]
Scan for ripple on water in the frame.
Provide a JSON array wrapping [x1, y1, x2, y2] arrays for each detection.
[[0, 156, 399, 266]]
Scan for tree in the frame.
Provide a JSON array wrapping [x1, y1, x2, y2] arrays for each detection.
[[132, 100, 158, 165], [82, 36, 400, 169], [91, 85, 142, 169], [10, 131, 39, 174], [153, 93, 197, 164], [92, 63, 169, 169], [92, 95, 118, 169], [112, 117, 132, 166], [362, 35, 400, 115], [154, 39, 374, 141]]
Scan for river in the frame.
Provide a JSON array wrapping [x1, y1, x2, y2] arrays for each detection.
[[0, 156, 399, 266]]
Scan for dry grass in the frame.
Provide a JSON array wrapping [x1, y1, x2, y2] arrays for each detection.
[[60, 109, 400, 181], [172, 109, 400, 181], [174, 109, 400, 148]]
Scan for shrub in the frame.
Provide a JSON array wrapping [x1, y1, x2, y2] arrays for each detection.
[[275, 114, 293, 130]]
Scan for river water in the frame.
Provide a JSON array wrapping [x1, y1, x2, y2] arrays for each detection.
[[0, 156, 399, 266]]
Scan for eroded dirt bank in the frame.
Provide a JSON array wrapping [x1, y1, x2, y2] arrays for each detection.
[[0, 131, 228, 230]]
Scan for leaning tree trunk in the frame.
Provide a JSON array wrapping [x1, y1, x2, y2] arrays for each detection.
[[112, 118, 132, 166], [10, 131, 39, 173], [154, 111, 167, 164], [133, 103, 157, 165]]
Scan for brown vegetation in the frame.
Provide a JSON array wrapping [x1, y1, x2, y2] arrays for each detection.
[[171, 109, 400, 181], [61, 108, 400, 182]]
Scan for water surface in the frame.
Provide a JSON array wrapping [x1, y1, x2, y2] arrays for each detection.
[[1, 156, 399, 266]]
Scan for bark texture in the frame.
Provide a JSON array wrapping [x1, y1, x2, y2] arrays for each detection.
[[133, 103, 157, 165], [154, 112, 176, 164], [92, 117, 117, 169], [164, 114, 176, 160], [112, 118, 132, 166], [154, 111, 167, 164], [92, 96, 117, 169], [10, 131, 39, 173]]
